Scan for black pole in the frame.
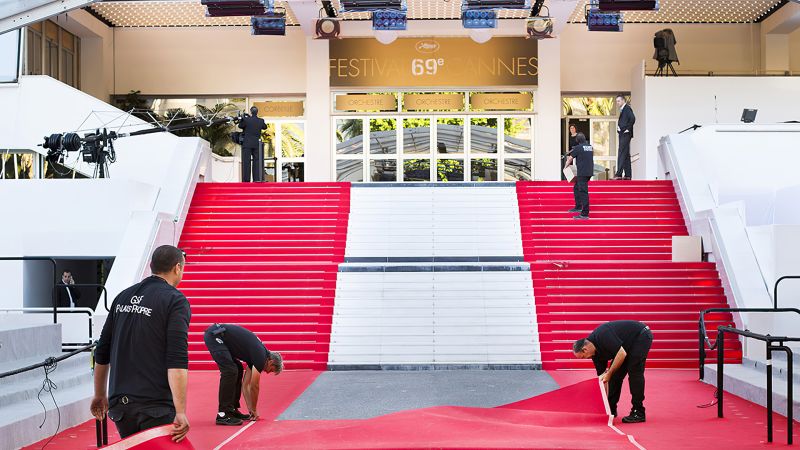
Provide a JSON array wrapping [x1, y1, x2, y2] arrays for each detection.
[[95, 419, 101, 448], [102, 416, 108, 446], [717, 328, 724, 418], [774, 275, 800, 310], [699, 317, 705, 380], [767, 343, 773, 443], [788, 348, 794, 446]]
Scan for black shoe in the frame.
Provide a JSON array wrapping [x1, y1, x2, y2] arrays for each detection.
[[610, 406, 618, 417], [621, 409, 646, 423], [567, 207, 581, 213], [228, 409, 251, 421], [216, 412, 244, 426], [573, 215, 589, 220]]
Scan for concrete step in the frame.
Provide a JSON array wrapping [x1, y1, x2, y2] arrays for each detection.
[[703, 363, 800, 421], [741, 355, 800, 385], [0, 353, 92, 406], [0, 322, 61, 364]]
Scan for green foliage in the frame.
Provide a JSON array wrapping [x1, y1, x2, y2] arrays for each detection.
[[163, 108, 197, 138], [116, 90, 154, 122], [196, 103, 238, 157]]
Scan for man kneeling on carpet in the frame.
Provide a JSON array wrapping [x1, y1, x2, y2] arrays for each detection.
[[204, 323, 283, 425], [572, 320, 653, 423]]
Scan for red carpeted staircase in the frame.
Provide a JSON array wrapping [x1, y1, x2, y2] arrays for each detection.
[[178, 182, 350, 370], [517, 180, 741, 369]]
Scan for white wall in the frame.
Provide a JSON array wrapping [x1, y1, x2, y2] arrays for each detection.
[[634, 76, 800, 179], [112, 27, 307, 96], [560, 23, 760, 92]]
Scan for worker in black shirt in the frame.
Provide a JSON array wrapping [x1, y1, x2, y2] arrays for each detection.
[[564, 132, 594, 220], [573, 320, 653, 423], [238, 106, 267, 182], [92, 245, 191, 442], [204, 323, 283, 425]]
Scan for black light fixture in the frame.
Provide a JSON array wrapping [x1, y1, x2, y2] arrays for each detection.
[[315, 17, 341, 39], [598, 0, 658, 11], [463, 0, 531, 9], [587, 9, 622, 32], [526, 16, 553, 39], [202, 0, 273, 17], [339, 0, 404, 13], [251, 12, 286, 35]]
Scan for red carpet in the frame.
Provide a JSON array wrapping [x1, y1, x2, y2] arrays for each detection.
[[516, 181, 742, 369], [177, 183, 351, 370], [24, 371, 320, 450]]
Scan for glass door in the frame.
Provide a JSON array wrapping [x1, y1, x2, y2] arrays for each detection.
[[590, 119, 617, 179]]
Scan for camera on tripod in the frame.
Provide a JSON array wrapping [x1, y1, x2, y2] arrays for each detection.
[[41, 129, 117, 178]]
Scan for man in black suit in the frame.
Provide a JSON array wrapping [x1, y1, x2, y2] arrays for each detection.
[[238, 106, 267, 182], [56, 270, 81, 308], [614, 95, 635, 180]]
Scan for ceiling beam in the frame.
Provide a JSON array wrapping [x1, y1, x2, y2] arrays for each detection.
[[0, 0, 99, 35]]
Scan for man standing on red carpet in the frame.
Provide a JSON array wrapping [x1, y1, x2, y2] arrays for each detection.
[[204, 323, 283, 425], [572, 320, 653, 423], [92, 245, 191, 442]]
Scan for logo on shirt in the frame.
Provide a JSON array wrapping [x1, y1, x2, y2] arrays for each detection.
[[130, 295, 143, 305], [115, 295, 153, 317]]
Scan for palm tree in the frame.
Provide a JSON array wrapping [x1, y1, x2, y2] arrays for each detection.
[[163, 108, 197, 138], [196, 103, 238, 156]]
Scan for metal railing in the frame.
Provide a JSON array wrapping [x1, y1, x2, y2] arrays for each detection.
[[774, 275, 800, 309], [0, 256, 58, 323], [0, 307, 94, 350], [698, 307, 800, 445]]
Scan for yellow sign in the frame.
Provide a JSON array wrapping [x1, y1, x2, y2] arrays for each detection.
[[253, 101, 304, 117], [330, 37, 538, 88], [403, 93, 465, 111], [335, 94, 397, 112], [470, 93, 533, 111]]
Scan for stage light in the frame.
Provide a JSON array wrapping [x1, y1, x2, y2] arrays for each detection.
[[462, 9, 497, 28], [587, 9, 622, 32], [251, 14, 286, 35], [202, 0, 272, 17], [462, 0, 531, 9], [315, 17, 341, 39], [372, 9, 406, 30], [598, 0, 658, 11], [526, 16, 553, 39], [340, 0, 404, 12]]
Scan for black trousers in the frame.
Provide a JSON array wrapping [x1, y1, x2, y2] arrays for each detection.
[[607, 328, 653, 414], [573, 176, 591, 216], [616, 132, 632, 178], [241, 146, 261, 182], [107, 400, 175, 439], [204, 325, 245, 413]]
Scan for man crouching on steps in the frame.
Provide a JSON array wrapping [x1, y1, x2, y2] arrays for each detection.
[[204, 323, 283, 425], [572, 320, 653, 423]]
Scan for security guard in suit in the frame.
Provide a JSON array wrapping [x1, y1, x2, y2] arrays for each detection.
[[615, 95, 636, 180], [238, 106, 267, 182]]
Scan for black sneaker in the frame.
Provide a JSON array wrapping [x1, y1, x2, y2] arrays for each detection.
[[621, 409, 646, 423], [216, 412, 243, 426], [573, 215, 589, 220], [228, 409, 251, 421], [567, 207, 581, 213]]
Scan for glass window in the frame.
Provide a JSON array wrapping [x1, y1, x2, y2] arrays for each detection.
[[370, 159, 397, 182], [1, 153, 35, 179], [46, 39, 58, 78], [26, 29, 42, 75], [281, 122, 305, 158], [337, 160, 363, 182], [261, 125, 276, 158], [62, 49, 74, 87], [504, 118, 532, 153], [471, 158, 497, 181], [562, 97, 617, 116], [590, 121, 616, 157], [436, 118, 464, 154], [369, 118, 396, 155], [437, 159, 464, 182], [282, 162, 304, 182], [504, 158, 531, 181], [470, 118, 498, 154], [403, 159, 430, 182], [402, 118, 430, 154], [336, 119, 363, 155]]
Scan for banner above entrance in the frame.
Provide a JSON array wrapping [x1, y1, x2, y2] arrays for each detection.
[[253, 101, 304, 117], [330, 37, 538, 88]]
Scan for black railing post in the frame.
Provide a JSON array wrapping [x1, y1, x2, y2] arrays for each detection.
[[717, 327, 724, 418], [699, 317, 705, 380], [774, 275, 800, 309], [767, 342, 773, 443], [788, 348, 794, 446]]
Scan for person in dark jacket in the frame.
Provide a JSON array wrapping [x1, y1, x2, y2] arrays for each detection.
[[91, 245, 191, 442], [204, 324, 283, 426], [238, 106, 267, 182], [56, 270, 81, 308], [573, 320, 653, 423], [614, 95, 635, 180], [564, 132, 593, 220]]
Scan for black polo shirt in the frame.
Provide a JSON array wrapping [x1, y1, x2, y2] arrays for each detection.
[[569, 143, 594, 177], [95, 276, 191, 407], [219, 324, 270, 372], [587, 320, 647, 375]]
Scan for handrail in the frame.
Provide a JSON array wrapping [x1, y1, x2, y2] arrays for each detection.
[[68, 283, 110, 312], [0, 257, 57, 323], [716, 326, 795, 445], [774, 275, 800, 309], [0, 341, 95, 379], [0, 307, 94, 349], [698, 307, 800, 380]]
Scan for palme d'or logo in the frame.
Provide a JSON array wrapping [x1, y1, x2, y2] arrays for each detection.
[[415, 40, 440, 54]]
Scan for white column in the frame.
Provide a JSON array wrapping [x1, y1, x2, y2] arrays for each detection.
[[533, 37, 561, 181], [304, 37, 332, 182]]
